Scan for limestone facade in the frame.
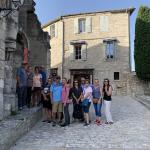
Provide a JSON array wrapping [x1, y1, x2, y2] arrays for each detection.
[[0, 0, 50, 120], [43, 8, 138, 95]]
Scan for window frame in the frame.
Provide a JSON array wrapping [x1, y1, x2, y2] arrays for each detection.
[[74, 44, 82, 60], [103, 40, 117, 60], [114, 72, 120, 80], [78, 18, 86, 33]]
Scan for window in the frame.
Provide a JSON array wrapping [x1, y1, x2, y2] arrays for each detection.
[[74, 45, 82, 60], [105, 41, 115, 59], [79, 19, 86, 33], [50, 24, 55, 38], [114, 72, 119, 80], [100, 16, 108, 32]]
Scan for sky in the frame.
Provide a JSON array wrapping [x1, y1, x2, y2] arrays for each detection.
[[35, 0, 150, 71]]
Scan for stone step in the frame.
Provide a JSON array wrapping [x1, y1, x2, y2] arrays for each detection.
[[0, 107, 42, 150]]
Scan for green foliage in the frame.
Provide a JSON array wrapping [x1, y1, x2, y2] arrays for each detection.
[[134, 6, 150, 80]]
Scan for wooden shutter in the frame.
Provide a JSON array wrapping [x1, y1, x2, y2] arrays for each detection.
[[86, 17, 92, 33], [69, 44, 74, 61], [100, 16, 108, 32], [74, 18, 79, 34], [81, 44, 87, 61]]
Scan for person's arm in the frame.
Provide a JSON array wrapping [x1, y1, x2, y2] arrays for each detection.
[[83, 87, 92, 100], [105, 86, 112, 96], [84, 92, 92, 99], [50, 86, 53, 103], [16, 68, 20, 86]]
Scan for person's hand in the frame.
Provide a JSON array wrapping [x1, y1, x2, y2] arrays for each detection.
[[105, 86, 107, 92]]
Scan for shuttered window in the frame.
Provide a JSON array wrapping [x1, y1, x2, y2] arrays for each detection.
[[50, 24, 55, 38], [100, 16, 108, 32]]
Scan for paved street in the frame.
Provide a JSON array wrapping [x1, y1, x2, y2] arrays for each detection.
[[11, 96, 150, 150]]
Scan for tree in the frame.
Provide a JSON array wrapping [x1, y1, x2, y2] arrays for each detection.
[[134, 6, 150, 80]]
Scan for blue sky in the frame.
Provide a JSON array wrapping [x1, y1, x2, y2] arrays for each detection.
[[35, 0, 150, 71]]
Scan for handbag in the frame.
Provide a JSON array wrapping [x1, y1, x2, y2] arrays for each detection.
[[92, 98, 99, 104], [82, 99, 89, 107]]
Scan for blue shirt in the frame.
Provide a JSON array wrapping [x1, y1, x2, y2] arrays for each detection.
[[40, 70, 47, 87], [50, 83, 62, 102], [17, 67, 27, 87]]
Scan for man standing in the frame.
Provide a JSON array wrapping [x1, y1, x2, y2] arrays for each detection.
[[16, 62, 28, 110], [39, 66, 47, 88], [50, 76, 63, 127]]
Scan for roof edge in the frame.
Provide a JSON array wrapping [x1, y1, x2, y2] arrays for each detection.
[[42, 7, 135, 29]]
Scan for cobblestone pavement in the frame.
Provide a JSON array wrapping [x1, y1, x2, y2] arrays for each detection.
[[11, 96, 150, 150]]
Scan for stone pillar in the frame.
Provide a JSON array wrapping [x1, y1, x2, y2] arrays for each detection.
[[0, 18, 6, 120]]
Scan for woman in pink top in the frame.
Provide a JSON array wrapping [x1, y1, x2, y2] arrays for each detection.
[[61, 78, 71, 127]]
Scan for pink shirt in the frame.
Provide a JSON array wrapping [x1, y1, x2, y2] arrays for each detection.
[[61, 85, 70, 104]]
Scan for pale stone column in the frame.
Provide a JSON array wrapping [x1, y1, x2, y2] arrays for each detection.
[[0, 18, 6, 120]]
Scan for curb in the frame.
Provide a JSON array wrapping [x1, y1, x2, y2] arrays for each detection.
[[0, 107, 42, 150]]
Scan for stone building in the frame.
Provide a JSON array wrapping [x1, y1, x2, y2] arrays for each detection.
[[0, 0, 50, 120], [43, 8, 135, 95]]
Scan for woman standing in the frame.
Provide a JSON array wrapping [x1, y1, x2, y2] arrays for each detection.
[[92, 79, 102, 125], [69, 80, 83, 121], [102, 78, 113, 125], [82, 79, 92, 126], [61, 78, 71, 127], [32, 66, 42, 106], [42, 78, 52, 123]]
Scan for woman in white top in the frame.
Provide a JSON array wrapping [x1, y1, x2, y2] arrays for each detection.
[[32, 66, 42, 106], [82, 79, 92, 126]]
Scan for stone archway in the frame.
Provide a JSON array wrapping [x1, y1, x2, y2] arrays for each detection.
[[15, 32, 29, 67]]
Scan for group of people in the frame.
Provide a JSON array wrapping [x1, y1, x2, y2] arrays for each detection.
[[42, 76, 114, 127], [16, 62, 113, 127], [16, 63, 47, 110]]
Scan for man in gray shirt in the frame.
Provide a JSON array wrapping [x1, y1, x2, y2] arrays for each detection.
[[16, 62, 28, 110]]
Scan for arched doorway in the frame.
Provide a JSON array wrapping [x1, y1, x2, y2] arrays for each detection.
[[15, 32, 29, 67]]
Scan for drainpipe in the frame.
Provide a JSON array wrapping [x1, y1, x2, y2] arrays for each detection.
[[61, 18, 64, 78]]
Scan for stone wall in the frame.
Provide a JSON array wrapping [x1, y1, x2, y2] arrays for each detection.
[[0, 0, 50, 120]]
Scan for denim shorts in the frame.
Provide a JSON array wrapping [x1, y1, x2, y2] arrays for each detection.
[[82, 102, 91, 113]]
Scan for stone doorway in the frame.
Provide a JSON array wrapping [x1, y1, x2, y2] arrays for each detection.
[[15, 32, 29, 67], [70, 69, 94, 84]]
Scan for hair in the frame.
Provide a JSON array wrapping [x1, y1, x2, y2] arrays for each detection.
[[67, 79, 71, 84], [62, 77, 67, 82], [85, 79, 90, 83], [34, 66, 39, 72], [73, 79, 80, 88], [56, 75, 61, 80], [103, 78, 110, 92]]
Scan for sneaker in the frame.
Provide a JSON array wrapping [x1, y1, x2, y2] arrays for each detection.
[[60, 123, 67, 127], [96, 120, 102, 126], [94, 119, 98, 124], [109, 122, 114, 125], [83, 123, 90, 126], [42, 120, 48, 122], [52, 122, 56, 127], [47, 120, 52, 123]]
